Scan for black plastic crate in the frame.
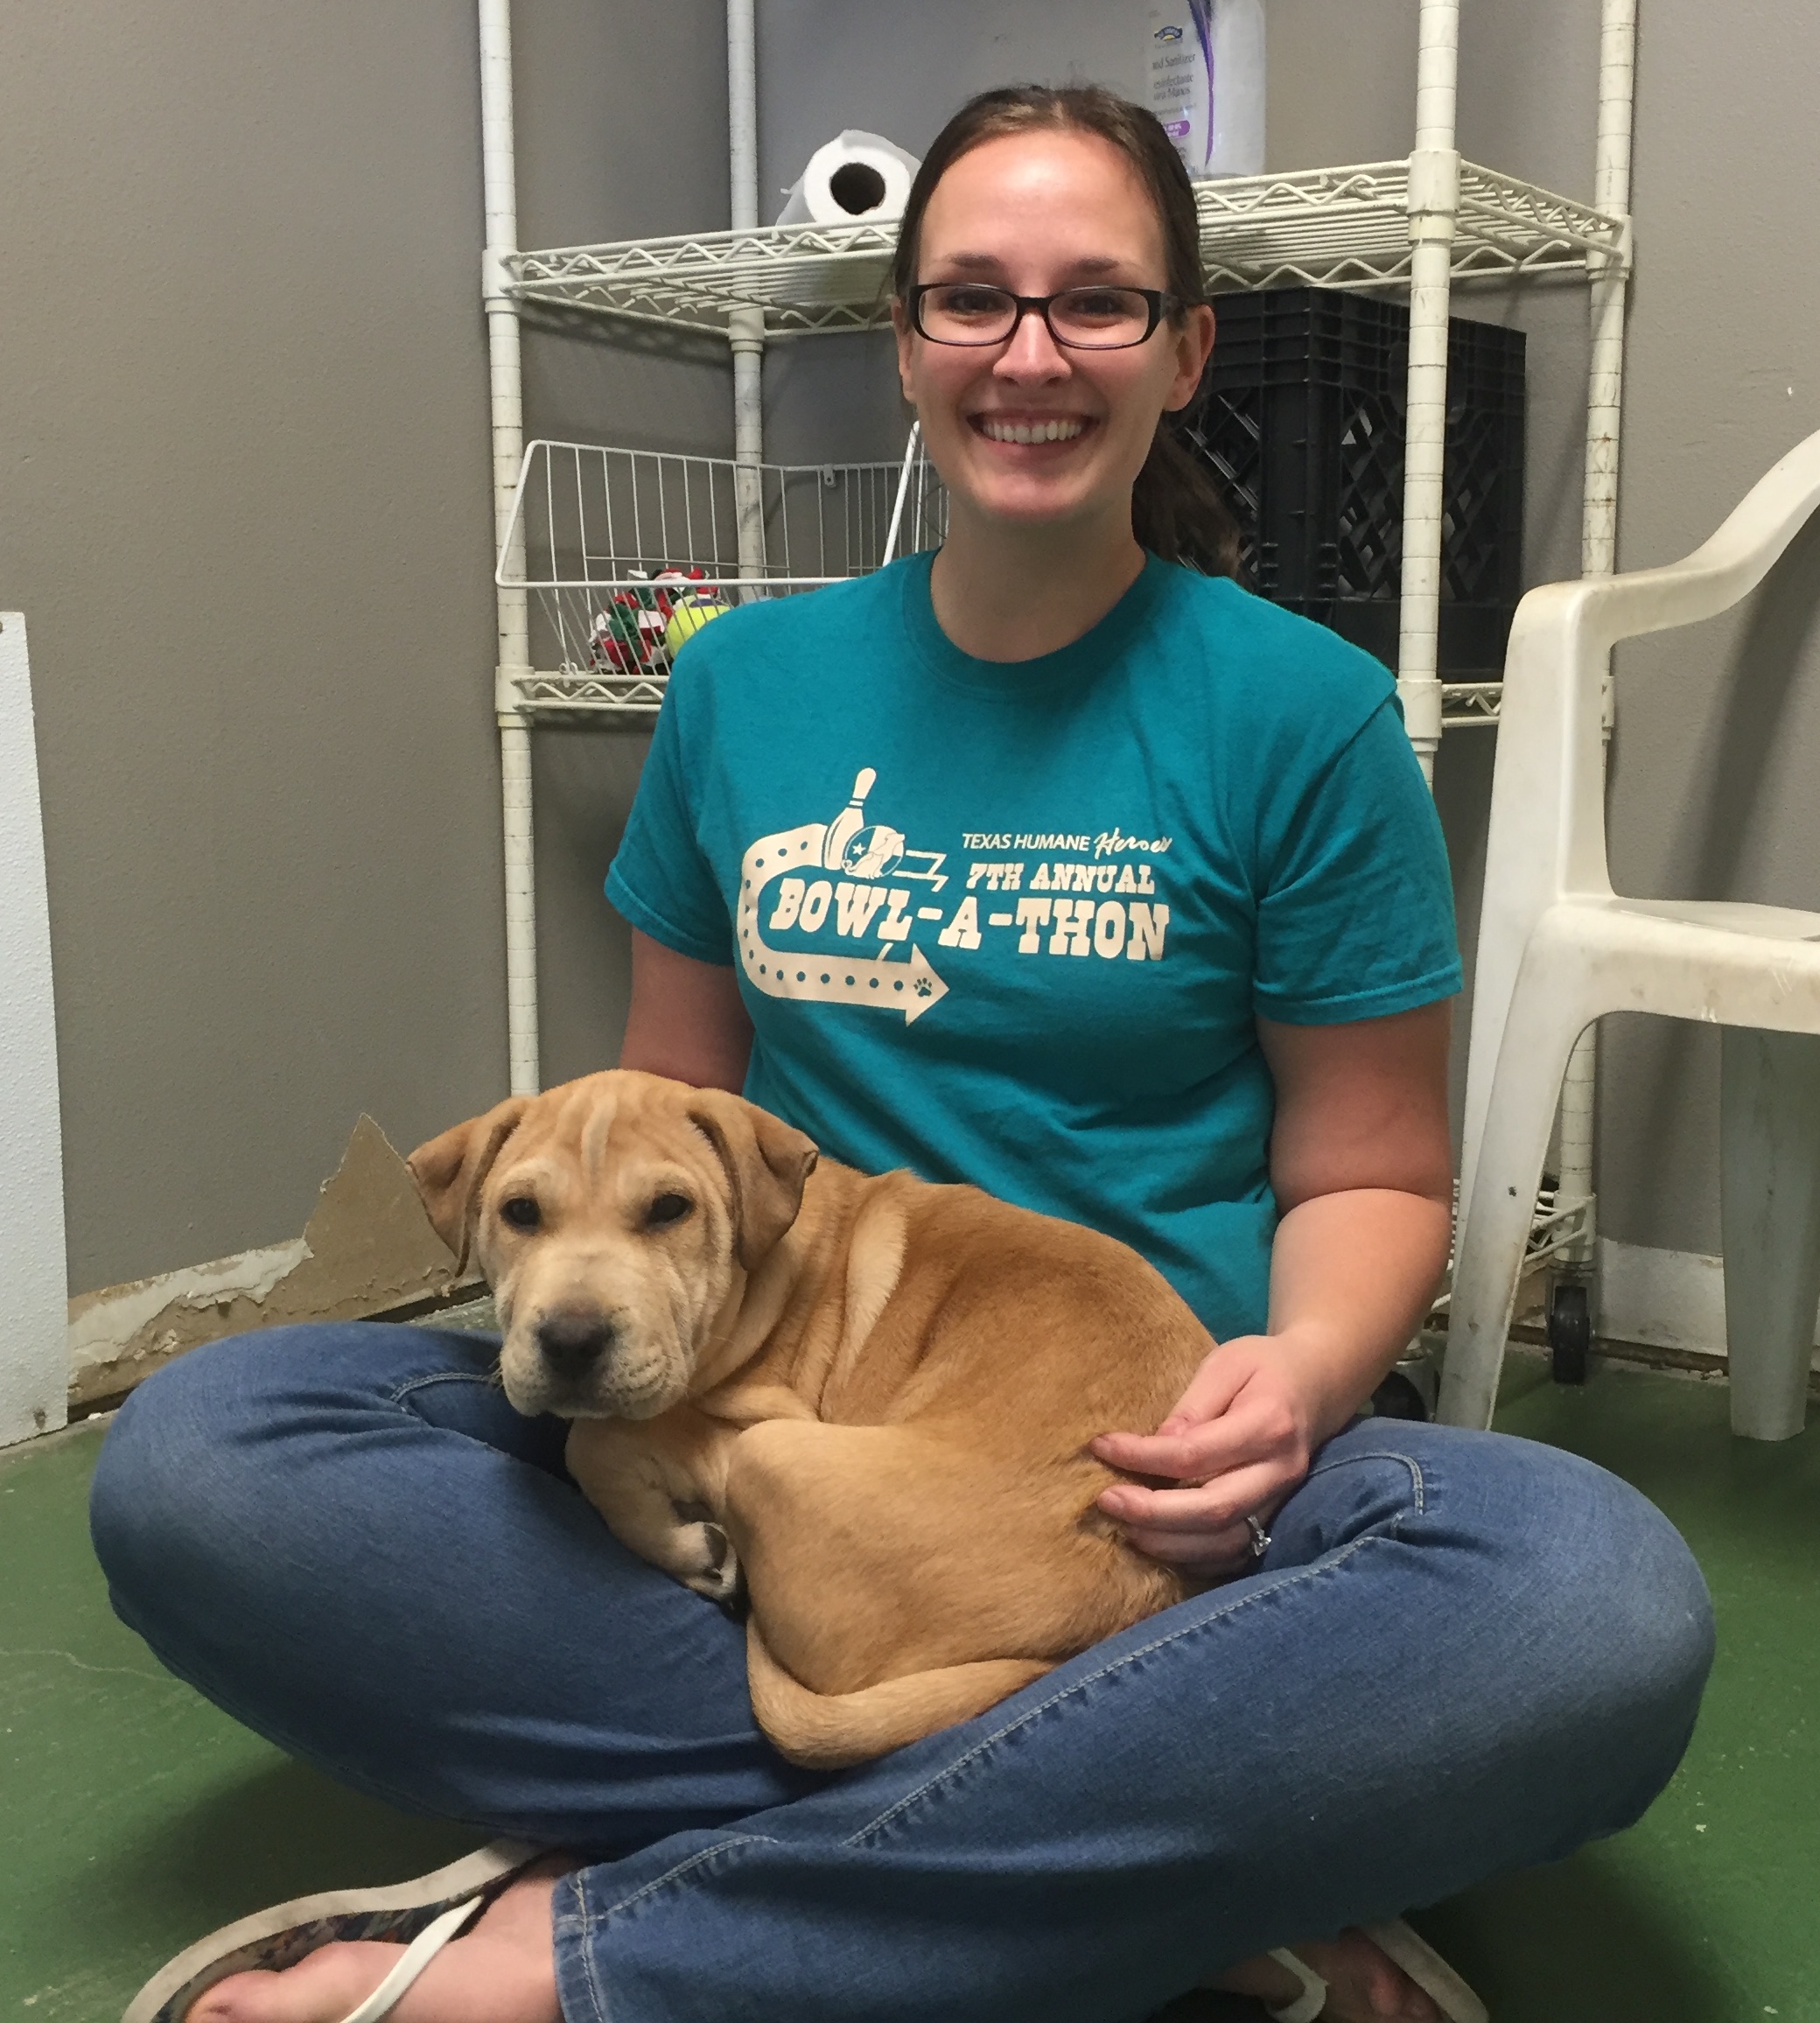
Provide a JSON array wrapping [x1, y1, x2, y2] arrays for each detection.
[[1182, 288, 1525, 676]]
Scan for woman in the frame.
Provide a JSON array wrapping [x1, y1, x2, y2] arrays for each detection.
[[95, 86, 1712, 2023]]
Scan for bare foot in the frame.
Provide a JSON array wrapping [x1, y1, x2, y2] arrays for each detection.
[[185, 1861, 571, 2023], [1212, 1928, 1445, 2022]]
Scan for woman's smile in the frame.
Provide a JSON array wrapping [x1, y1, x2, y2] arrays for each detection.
[[969, 412, 1096, 446]]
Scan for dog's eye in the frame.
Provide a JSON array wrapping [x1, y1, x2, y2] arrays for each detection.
[[647, 1193, 693, 1228], [500, 1196, 541, 1231]]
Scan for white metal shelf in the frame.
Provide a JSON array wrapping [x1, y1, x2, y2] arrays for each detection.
[[1426, 1181, 1592, 1319], [505, 665, 1509, 731], [1195, 160, 1625, 294], [505, 158, 1626, 338], [507, 658, 1508, 732], [511, 218, 899, 337], [1440, 681, 1504, 729]]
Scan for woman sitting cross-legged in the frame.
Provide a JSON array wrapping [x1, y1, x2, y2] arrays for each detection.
[[94, 83, 1713, 2023]]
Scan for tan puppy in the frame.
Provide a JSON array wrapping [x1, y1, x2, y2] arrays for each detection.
[[409, 1069, 1214, 1768]]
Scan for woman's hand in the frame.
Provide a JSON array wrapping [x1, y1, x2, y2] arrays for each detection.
[[1091, 1330, 1325, 1578], [1093, 1005, 1457, 1578]]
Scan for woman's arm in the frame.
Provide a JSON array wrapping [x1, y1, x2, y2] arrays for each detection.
[[618, 929, 755, 1093], [1092, 999, 1454, 1575]]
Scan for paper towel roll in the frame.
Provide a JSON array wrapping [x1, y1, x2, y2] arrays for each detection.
[[774, 130, 921, 228]]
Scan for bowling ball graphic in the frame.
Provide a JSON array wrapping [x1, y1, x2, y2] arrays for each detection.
[[838, 824, 906, 878]]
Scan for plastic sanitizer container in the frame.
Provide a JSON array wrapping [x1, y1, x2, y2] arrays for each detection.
[[1143, 0, 1266, 179]]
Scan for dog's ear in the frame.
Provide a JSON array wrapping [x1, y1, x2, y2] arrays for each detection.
[[687, 1090, 819, 1270], [407, 1096, 532, 1278]]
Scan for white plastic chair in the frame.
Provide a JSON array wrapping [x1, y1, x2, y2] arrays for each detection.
[[1438, 429, 1820, 1440]]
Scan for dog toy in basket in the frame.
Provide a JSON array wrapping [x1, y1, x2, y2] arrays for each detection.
[[586, 604, 647, 671], [663, 591, 726, 654]]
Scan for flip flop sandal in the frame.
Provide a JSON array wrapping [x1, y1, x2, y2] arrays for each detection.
[[121, 1838, 544, 2023], [1206, 1921, 1488, 2023], [1259, 1947, 1330, 2023], [1361, 1920, 1488, 2023]]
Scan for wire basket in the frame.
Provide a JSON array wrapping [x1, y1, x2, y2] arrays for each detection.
[[495, 436, 947, 712]]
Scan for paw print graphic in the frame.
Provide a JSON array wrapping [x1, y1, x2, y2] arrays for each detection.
[[912, 973, 934, 998]]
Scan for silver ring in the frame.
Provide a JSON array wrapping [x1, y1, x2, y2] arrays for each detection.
[[1244, 1514, 1270, 1560]]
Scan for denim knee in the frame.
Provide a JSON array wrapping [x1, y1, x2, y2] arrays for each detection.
[[90, 1325, 409, 1630], [1471, 1432, 1715, 1844], [89, 1322, 542, 1650], [1558, 1453, 1715, 1818], [89, 1335, 255, 1635], [1288, 1420, 1715, 1852]]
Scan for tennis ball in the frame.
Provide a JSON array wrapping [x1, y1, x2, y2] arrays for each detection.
[[664, 596, 726, 655]]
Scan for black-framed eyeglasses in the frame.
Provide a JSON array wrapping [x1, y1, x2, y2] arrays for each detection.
[[907, 282, 1175, 352]]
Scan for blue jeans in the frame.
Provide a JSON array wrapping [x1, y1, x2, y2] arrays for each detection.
[[91, 1323, 1712, 2023]]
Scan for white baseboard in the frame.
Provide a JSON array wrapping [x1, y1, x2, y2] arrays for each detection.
[[1597, 1236, 1820, 1368], [0, 613, 69, 1449]]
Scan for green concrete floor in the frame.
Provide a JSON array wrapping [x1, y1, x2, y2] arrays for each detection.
[[3, 1353, 1816, 2022]]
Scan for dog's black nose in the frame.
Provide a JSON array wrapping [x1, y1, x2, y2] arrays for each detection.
[[536, 1310, 614, 1376]]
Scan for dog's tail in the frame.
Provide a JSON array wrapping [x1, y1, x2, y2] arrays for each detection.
[[746, 1618, 1054, 1770]]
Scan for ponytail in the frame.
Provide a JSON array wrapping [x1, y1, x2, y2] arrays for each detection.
[[1136, 412, 1242, 578]]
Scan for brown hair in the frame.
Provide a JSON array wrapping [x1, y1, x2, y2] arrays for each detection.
[[891, 84, 1240, 578]]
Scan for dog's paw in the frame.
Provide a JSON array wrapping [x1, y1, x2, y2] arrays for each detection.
[[677, 1521, 744, 1607]]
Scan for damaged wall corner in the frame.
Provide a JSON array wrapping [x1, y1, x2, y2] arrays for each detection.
[[67, 1116, 478, 1409]]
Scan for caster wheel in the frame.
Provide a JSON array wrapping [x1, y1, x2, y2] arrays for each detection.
[[1370, 1370, 1432, 1421], [1548, 1280, 1591, 1385]]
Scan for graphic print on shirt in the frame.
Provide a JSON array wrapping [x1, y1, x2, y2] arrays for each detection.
[[737, 768, 1171, 1026]]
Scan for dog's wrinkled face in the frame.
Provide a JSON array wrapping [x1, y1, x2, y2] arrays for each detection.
[[408, 1070, 817, 1420]]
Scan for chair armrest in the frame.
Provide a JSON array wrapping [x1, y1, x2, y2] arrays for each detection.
[[1520, 424, 1820, 657]]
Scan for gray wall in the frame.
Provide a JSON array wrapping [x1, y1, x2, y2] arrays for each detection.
[[6, 0, 1816, 1294], [0, 0, 729, 1292]]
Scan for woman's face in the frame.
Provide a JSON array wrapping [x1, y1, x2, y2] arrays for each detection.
[[894, 130, 1214, 538]]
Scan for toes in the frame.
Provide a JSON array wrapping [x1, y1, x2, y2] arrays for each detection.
[[186, 1968, 292, 2023], [1290, 1930, 1449, 2023], [185, 1943, 396, 2023], [185, 1978, 261, 2023], [1364, 1964, 1440, 2022]]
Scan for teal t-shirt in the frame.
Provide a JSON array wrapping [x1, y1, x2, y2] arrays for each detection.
[[606, 550, 1460, 1341]]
